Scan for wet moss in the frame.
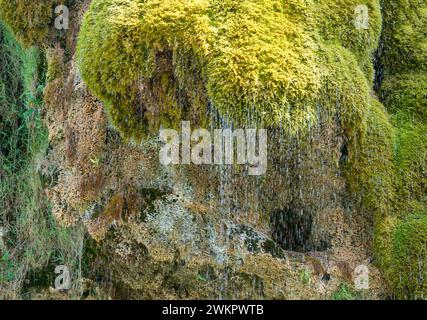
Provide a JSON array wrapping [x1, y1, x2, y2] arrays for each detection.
[[72, 0, 425, 298], [77, 0, 380, 141], [0, 0, 55, 46], [346, 99, 396, 218], [76, 0, 315, 139], [379, 0, 427, 76], [389, 213, 427, 299], [372, 0, 427, 298], [316, 0, 382, 81]]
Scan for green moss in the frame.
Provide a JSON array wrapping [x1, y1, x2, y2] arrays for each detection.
[[389, 213, 427, 299], [379, 0, 427, 76], [375, 209, 427, 300], [382, 73, 427, 123], [393, 119, 427, 206], [77, 0, 316, 139], [77, 0, 381, 141], [76, 0, 207, 140], [43, 0, 427, 299], [315, 0, 382, 81], [371, 0, 427, 299], [346, 99, 396, 217], [0, 0, 56, 46], [344, 70, 426, 299]]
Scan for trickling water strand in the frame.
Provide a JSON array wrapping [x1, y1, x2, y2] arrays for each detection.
[[207, 103, 234, 298], [206, 97, 348, 296]]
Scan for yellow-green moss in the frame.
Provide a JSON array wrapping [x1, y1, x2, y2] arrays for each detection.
[[393, 119, 427, 206], [378, 8, 427, 211], [379, 0, 427, 76], [346, 99, 396, 217], [77, 0, 317, 138], [382, 73, 427, 123], [204, 0, 321, 128], [374, 213, 427, 299], [77, 0, 381, 141], [0, 0, 55, 46], [390, 213, 427, 299], [315, 0, 382, 81], [372, 0, 427, 299]]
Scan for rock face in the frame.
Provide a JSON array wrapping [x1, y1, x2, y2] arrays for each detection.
[[0, 0, 425, 299]]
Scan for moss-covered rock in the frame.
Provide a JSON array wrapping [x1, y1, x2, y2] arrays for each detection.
[[346, 99, 396, 218], [379, 0, 427, 76], [372, 0, 427, 299], [379, 213, 427, 299], [60, 0, 427, 299], [316, 0, 382, 81], [0, 0, 55, 46], [77, 0, 381, 141], [77, 0, 314, 138]]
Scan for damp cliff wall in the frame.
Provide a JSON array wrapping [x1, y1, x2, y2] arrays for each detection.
[[0, 0, 425, 299]]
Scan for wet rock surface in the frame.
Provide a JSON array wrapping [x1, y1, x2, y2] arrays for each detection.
[[2, 0, 425, 300]]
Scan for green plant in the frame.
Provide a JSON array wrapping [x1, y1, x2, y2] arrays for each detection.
[[371, 1, 427, 299], [90, 156, 101, 168], [331, 283, 360, 300], [0, 21, 85, 299], [300, 268, 312, 285], [0, 251, 16, 282]]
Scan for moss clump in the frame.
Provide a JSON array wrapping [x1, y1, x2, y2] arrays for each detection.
[[369, 0, 427, 299], [379, 0, 427, 76], [377, 11, 427, 211], [382, 73, 427, 123], [77, 0, 382, 141], [345, 99, 396, 217], [77, 0, 208, 140], [0, 0, 56, 46], [316, 0, 382, 81], [389, 214, 427, 299], [202, 0, 321, 128]]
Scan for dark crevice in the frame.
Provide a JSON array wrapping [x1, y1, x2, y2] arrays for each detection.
[[270, 207, 330, 253]]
